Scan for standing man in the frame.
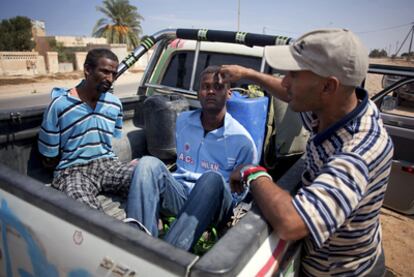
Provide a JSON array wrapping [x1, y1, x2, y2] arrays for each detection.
[[222, 29, 393, 276], [126, 66, 258, 251], [38, 48, 136, 210]]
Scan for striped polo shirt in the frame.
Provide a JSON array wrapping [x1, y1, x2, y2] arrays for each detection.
[[38, 86, 123, 170], [292, 88, 393, 276]]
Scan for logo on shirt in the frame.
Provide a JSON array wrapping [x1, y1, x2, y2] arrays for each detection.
[[184, 143, 190, 152], [178, 153, 194, 164], [201, 160, 220, 171]]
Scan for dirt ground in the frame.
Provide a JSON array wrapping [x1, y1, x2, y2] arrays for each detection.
[[381, 208, 414, 276], [0, 71, 84, 86], [1, 59, 413, 276]]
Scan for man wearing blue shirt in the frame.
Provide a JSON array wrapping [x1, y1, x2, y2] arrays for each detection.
[[127, 65, 258, 251], [38, 48, 136, 210]]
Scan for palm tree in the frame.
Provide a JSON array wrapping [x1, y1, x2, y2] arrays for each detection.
[[93, 0, 144, 50]]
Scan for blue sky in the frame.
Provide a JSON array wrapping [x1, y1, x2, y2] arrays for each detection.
[[1, 0, 413, 54]]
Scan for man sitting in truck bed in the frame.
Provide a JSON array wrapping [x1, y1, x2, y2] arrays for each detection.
[[38, 48, 137, 211], [126, 65, 258, 251]]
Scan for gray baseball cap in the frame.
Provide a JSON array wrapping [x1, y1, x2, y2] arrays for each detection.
[[264, 29, 369, 87]]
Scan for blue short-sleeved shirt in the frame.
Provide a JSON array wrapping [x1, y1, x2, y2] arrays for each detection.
[[172, 109, 258, 192], [292, 88, 394, 276], [38, 86, 123, 170]]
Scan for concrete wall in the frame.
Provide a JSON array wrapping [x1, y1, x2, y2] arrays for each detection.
[[59, 63, 74, 73], [74, 52, 87, 71], [46, 52, 59, 74], [0, 52, 47, 76], [0, 45, 152, 76], [36, 55, 47, 75]]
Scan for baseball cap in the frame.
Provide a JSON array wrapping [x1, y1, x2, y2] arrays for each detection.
[[264, 29, 369, 87]]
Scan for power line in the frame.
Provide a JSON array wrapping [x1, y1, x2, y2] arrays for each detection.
[[356, 22, 413, 34], [263, 22, 413, 36]]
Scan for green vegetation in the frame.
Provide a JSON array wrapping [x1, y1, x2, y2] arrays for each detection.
[[369, 49, 388, 58], [47, 38, 79, 63], [92, 0, 144, 50], [0, 16, 35, 51], [401, 52, 413, 59]]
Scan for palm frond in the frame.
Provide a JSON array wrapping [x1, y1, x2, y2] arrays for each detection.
[[93, 0, 144, 49]]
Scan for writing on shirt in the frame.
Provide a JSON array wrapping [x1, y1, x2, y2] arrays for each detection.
[[201, 160, 219, 171], [177, 153, 219, 171], [178, 153, 194, 164]]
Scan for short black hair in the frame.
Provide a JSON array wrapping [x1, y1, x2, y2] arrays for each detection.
[[84, 48, 118, 69], [199, 65, 230, 89]]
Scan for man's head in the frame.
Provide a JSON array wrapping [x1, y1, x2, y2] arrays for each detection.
[[198, 65, 232, 113], [264, 29, 368, 112], [84, 48, 119, 93], [265, 29, 368, 87]]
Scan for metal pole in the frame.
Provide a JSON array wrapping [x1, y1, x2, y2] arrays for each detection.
[[394, 25, 412, 57], [394, 41, 399, 57], [407, 25, 414, 61]]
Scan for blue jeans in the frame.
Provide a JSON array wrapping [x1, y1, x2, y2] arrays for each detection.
[[127, 156, 233, 251]]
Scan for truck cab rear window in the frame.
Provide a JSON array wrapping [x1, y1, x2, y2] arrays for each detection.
[[160, 51, 264, 90]]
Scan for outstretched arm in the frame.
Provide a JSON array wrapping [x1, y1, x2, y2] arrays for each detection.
[[250, 177, 308, 241], [230, 166, 309, 241], [219, 65, 290, 102]]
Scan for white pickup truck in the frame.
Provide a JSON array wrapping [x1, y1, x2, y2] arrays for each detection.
[[0, 28, 413, 277]]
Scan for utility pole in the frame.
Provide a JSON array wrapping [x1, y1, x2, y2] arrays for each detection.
[[394, 22, 414, 60], [408, 23, 414, 61], [395, 41, 399, 56]]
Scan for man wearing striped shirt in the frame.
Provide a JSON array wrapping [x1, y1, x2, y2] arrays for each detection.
[[38, 48, 136, 210], [222, 29, 393, 276]]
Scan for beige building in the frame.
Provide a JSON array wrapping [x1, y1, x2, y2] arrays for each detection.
[[1, 20, 149, 76], [31, 20, 46, 37], [35, 36, 107, 57]]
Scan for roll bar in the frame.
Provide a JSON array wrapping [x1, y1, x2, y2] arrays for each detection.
[[116, 28, 294, 79]]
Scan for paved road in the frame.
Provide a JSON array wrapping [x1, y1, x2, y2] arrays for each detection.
[[0, 83, 140, 110], [0, 73, 143, 110]]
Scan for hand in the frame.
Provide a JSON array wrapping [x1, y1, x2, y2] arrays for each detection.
[[42, 155, 60, 169], [129, 158, 139, 167], [230, 164, 246, 194], [219, 65, 249, 83]]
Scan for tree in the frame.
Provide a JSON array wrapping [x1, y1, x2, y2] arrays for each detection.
[[48, 38, 75, 63], [0, 16, 35, 51], [369, 49, 388, 58], [92, 0, 144, 50], [401, 52, 413, 58]]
